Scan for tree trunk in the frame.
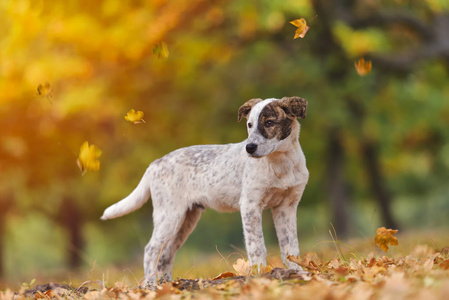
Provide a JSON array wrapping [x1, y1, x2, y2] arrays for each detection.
[[0, 197, 12, 278], [326, 129, 350, 238], [361, 141, 399, 229], [59, 197, 85, 269], [0, 212, 4, 278]]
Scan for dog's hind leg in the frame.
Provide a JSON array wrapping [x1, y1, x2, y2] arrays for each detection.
[[143, 207, 188, 286], [165, 205, 203, 276]]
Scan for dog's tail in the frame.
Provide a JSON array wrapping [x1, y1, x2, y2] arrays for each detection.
[[101, 167, 152, 220]]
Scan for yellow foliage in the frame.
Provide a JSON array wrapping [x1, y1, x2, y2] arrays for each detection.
[[334, 22, 388, 56]]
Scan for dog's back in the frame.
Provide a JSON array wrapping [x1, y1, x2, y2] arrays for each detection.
[[148, 143, 246, 212]]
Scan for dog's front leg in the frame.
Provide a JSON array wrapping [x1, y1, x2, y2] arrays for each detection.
[[272, 200, 301, 270], [240, 200, 267, 269]]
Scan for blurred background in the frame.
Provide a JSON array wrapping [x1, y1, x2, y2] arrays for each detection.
[[1, 0, 449, 287]]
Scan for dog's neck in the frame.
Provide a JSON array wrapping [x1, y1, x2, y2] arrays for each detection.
[[267, 119, 302, 159]]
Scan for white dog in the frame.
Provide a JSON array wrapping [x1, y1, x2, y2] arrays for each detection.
[[101, 97, 309, 284]]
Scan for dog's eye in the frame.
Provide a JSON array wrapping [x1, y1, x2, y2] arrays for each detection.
[[265, 120, 275, 127], [248, 122, 253, 128]]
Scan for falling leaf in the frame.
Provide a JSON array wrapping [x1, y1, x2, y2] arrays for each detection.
[[233, 258, 250, 276], [374, 227, 398, 252], [36, 82, 53, 103], [354, 58, 372, 76], [76, 141, 102, 176], [212, 271, 236, 280], [289, 18, 310, 39], [153, 41, 169, 59], [124, 109, 145, 124]]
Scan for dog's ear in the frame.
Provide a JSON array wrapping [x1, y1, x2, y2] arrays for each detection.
[[278, 96, 307, 119], [238, 98, 263, 122]]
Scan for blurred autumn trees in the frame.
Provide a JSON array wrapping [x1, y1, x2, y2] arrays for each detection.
[[1, 0, 449, 279]]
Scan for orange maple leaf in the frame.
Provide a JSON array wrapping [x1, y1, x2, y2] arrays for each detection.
[[289, 18, 310, 39], [354, 58, 372, 76], [375, 227, 399, 252]]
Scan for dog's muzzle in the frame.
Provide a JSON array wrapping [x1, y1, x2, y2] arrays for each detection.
[[246, 143, 258, 155]]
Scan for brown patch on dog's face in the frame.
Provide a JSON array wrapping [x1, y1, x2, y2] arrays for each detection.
[[257, 102, 294, 141]]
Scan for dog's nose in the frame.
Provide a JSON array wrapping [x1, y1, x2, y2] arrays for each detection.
[[246, 143, 258, 154]]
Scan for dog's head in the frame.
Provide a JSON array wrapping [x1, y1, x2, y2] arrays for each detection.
[[238, 97, 307, 157]]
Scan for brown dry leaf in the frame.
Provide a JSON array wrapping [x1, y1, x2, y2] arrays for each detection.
[[156, 283, 178, 297], [375, 227, 399, 252], [334, 265, 349, 277], [328, 258, 341, 269], [289, 18, 310, 39], [287, 254, 303, 268], [233, 258, 250, 276], [0, 289, 15, 300], [212, 271, 236, 280], [354, 58, 372, 76], [439, 259, 449, 270]]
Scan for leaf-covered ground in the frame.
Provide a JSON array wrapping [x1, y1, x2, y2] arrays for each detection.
[[3, 242, 449, 300]]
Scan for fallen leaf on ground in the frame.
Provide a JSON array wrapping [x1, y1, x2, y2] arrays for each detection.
[[212, 272, 236, 280], [375, 227, 398, 252], [233, 258, 250, 276]]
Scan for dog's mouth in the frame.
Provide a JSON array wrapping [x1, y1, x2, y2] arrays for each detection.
[[247, 152, 264, 159]]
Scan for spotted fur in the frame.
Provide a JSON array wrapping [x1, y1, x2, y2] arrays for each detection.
[[101, 97, 309, 286]]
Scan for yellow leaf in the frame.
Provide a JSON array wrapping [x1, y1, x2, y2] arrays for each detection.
[[232, 258, 250, 276], [354, 58, 372, 76], [76, 141, 102, 176], [124, 109, 145, 124], [289, 18, 310, 39], [153, 41, 169, 59], [374, 227, 398, 252], [36, 82, 53, 103]]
